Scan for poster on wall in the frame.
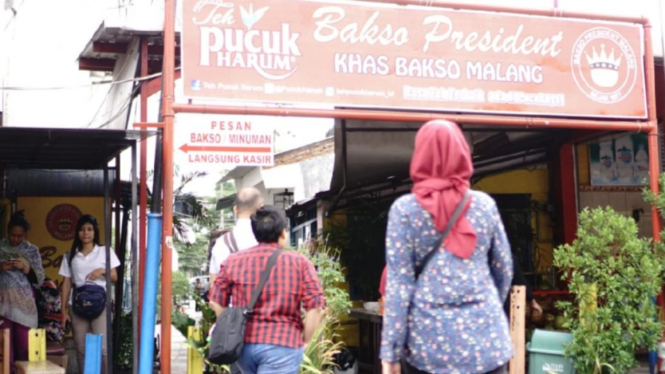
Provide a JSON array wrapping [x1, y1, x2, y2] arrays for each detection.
[[589, 133, 649, 186], [17, 197, 106, 288]]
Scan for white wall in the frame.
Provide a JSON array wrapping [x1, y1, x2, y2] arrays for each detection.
[[0, 0, 115, 128]]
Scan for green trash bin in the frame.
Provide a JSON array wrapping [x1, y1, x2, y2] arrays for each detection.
[[527, 329, 575, 374]]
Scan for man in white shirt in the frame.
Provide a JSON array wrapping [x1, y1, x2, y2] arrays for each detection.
[[209, 187, 263, 284]]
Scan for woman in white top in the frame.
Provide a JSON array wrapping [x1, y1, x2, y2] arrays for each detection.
[[59, 215, 120, 374]]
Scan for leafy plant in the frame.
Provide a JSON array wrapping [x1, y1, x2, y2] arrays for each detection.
[[173, 309, 196, 339], [300, 321, 344, 374], [295, 238, 350, 373], [296, 238, 352, 321], [116, 312, 134, 371], [554, 207, 664, 374]]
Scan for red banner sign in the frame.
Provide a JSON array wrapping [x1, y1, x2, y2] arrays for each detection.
[[181, 0, 647, 118]]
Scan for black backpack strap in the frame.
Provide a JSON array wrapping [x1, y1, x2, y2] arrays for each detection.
[[222, 234, 232, 253], [228, 231, 239, 253], [246, 250, 282, 314], [415, 191, 472, 280], [223, 232, 240, 254]]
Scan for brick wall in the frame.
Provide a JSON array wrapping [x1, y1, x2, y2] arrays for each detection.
[[268, 138, 334, 168]]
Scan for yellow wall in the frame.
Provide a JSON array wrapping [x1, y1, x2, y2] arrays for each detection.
[[17, 197, 106, 288], [0, 199, 10, 240], [473, 168, 554, 272], [577, 143, 590, 186]]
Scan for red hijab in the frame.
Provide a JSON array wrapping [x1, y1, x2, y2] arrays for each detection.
[[410, 120, 477, 259]]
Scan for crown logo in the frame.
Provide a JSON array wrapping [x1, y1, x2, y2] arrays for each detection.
[[58, 218, 72, 232], [585, 44, 622, 88]]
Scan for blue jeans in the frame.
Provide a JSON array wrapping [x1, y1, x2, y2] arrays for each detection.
[[236, 344, 304, 374]]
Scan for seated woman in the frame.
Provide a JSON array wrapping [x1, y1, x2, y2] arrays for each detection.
[[0, 211, 45, 372]]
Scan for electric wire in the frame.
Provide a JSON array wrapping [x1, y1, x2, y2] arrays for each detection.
[[0, 67, 180, 91]]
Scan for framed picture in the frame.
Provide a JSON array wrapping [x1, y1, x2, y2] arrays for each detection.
[[588, 133, 649, 187]]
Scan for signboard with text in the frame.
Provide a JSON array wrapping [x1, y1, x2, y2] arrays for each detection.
[[175, 114, 275, 168], [181, 0, 647, 118]]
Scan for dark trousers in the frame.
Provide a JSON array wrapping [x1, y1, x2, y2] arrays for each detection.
[[402, 360, 508, 374]]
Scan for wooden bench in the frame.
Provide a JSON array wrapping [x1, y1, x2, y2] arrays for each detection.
[[0, 329, 9, 374], [46, 342, 66, 370], [15, 361, 64, 374]]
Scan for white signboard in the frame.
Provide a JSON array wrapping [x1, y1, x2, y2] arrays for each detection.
[[175, 114, 275, 169]]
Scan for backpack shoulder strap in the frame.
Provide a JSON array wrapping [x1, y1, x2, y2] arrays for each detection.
[[226, 231, 240, 254], [415, 191, 472, 280], [246, 250, 282, 313]]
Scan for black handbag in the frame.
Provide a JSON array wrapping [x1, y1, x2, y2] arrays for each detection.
[[72, 281, 106, 320], [67, 252, 107, 321], [208, 249, 282, 365]]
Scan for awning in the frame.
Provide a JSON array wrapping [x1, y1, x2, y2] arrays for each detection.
[[329, 119, 575, 193], [0, 127, 144, 170]]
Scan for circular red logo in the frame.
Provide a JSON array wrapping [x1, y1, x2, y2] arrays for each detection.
[[571, 27, 638, 105], [45, 204, 82, 241]]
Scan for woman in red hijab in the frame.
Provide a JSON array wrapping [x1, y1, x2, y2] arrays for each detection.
[[379, 120, 514, 374]]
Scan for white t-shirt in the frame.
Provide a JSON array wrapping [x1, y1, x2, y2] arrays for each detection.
[[59, 244, 121, 289], [209, 218, 258, 275]]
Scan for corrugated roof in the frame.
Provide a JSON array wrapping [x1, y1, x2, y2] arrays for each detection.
[[0, 127, 143, 170]]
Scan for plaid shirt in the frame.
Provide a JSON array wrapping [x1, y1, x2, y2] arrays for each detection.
[[210, 243, 325, 349]]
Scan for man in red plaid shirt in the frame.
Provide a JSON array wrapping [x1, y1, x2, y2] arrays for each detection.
[[209, 205, 325, 374]]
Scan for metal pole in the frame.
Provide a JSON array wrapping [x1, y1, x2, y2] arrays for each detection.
[[643, 21, 662, 243], [131, 141, 139, 374], [104, 163, 113, 374], [161, 0, 176, 370], [138, 36, 149, 360], [172, 103, 654, 132]]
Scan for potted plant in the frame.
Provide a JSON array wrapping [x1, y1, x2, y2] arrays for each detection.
[[296, 238, 352, 374], [553, 206, 664, 374]]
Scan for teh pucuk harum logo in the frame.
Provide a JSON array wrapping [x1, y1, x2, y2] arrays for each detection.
[[45, 204, 83, 241], [198, 3, 301, 80], [571, 27, 638, 104]]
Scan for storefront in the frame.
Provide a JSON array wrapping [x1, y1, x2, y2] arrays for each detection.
[[160, 0, 664, 372]]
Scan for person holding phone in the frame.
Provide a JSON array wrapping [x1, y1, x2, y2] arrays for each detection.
[[0, 211, 45, 372]]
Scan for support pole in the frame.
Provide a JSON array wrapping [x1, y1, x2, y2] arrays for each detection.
[[161, 0, 176, 371], [172, 104, 654, 132], [131, 142, 140, 374], [139, 214, 163, 374], [138, 37, 149, 365], [644, 21, 662, 243], [649, 126, 661, 243], [509, 286, 526, 374], [104, 163, 113, 374]]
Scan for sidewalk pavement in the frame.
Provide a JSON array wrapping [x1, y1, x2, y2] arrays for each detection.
[[155, 323, 189, 373]]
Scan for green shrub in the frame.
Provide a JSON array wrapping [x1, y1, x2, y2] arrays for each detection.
[[554, 207, 664, 374]]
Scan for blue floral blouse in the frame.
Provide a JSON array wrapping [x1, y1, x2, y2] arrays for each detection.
[[380, 191, 514, 374]]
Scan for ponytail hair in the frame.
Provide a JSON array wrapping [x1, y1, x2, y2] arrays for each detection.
[[8, 210, 30, 233]]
